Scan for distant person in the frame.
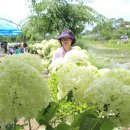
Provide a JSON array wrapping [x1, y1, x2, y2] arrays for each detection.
[[124, 36, 128, 43], [9, 47, 14, 55], [23, 42, 28, 53], [19, 44, 24, 53], [120, 36, 124, 44], [15, 46, 21, 55], [4, 42, 8, 53], [1, 42, 8, 53]]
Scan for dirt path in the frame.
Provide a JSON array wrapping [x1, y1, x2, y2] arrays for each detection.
[[17, 118, 46, 130]]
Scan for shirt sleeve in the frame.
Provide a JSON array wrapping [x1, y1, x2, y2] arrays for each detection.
[[51, 47, 63, 62], [52, 51, 58, 62]]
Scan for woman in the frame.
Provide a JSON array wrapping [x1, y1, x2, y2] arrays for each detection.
[[52, 30, 76, 62]]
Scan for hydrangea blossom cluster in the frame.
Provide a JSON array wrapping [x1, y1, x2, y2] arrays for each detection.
[[56, 63, 98, 102], [29, 39, 60, 61], [84, 68, 130, 127], [102, 68, 130, 85], [49, 48, 90, 72], [3, 53, 46, 73], [0, 55, 50, 126], [64, 49, 90, 66]]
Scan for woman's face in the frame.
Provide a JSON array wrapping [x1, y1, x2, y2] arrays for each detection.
[[61, 36, 72, 48]]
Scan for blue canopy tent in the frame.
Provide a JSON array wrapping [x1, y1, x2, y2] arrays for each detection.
[[0, 18, 22, 36]]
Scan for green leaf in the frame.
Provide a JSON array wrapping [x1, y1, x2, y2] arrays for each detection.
[[5, 124, 23, 130], [67, 91, 73, 102], [5, 124, 13, 130], [55, 123, 71, 130], [46, 124, 54, 130], [72, 108, 106, 130], [100, 117, 115, 130], [79, 115, 103, 130], [72, 108, 98, 128], [15, 125, 24, 130], [36, 102, 58, 125]]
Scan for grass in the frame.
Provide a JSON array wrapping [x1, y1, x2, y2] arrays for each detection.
[[77, 38, 130, 69]]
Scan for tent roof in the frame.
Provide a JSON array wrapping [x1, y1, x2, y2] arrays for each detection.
[[0, 18, 22, 36]]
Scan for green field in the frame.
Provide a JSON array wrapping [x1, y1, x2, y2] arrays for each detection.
[[77, 39, 130, 69]]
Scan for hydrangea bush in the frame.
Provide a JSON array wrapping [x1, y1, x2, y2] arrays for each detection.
[[25, 39, 130, 129]]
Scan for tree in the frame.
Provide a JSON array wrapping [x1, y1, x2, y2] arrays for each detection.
[[92, 20, 113, 40], [21, 0, 107, 40], [92, 18, 130, 40], [112, 18, 130, 39]]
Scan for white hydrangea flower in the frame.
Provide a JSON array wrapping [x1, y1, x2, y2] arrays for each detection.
[[5, 53, 45, 74], [73, 46, 81, 50], [49, 58, 66, 72], [56, 63, 98, 102], [64, 49, 89, 66], [98, 68, 110, 77], [84, 77, 130, 127], [0, 55, 50, 126], [103, 68, 130, 85]]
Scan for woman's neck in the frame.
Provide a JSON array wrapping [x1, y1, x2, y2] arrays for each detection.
[[63, 46, 71, 52]]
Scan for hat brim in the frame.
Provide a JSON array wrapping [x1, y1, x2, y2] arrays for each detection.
[[58, 33, 74, 39]]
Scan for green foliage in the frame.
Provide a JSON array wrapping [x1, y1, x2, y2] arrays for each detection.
[[0, 35, 23, 43], [93, 20, 113, 40], [48, 72, 59, 100], [55, 123, 71, 130], [100, 118, 115, 130], [72, 109, 115, 130], [93, 18, 130, 40], [77, 38, 130, 68], [36, 102, 58, 125], [72, 108, 98, 128], [2, 124, 23, 130]]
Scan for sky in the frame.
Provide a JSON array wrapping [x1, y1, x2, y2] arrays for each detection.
[[87, 0, 130, 21], [0, 0, 29, 24], [0, 0, 130, 24]]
